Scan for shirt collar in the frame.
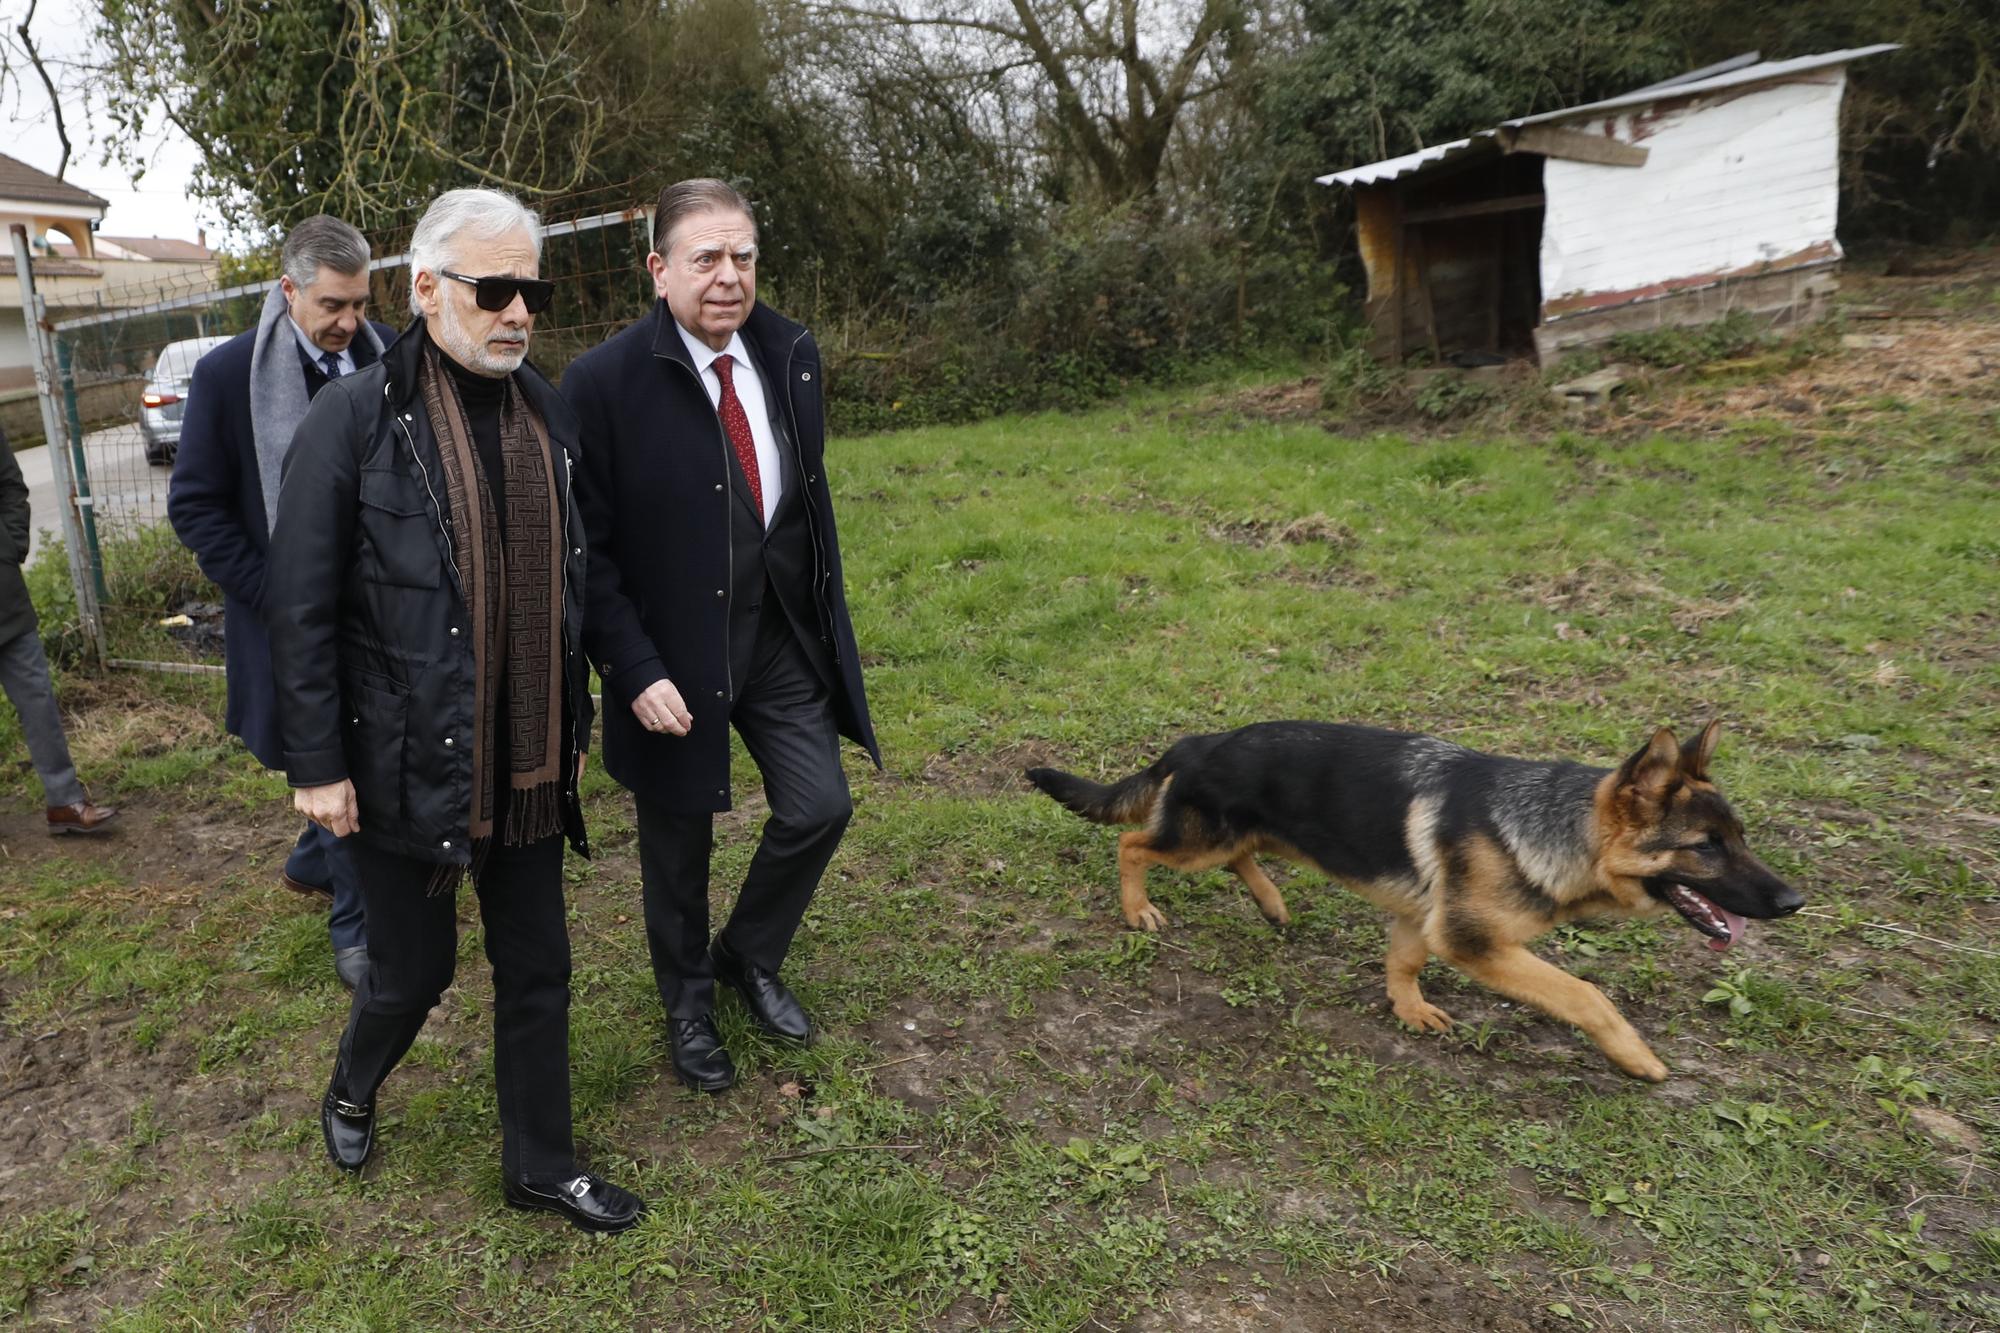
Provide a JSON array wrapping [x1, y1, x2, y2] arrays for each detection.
[[289, 316, 352, 373], [673, 319, 750, 378]]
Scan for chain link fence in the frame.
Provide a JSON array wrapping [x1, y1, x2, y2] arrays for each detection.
[[17, 189, 657, 671]]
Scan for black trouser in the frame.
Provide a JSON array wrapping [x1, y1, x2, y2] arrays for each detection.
[[637, 607, 852, 1019], [332, 830, 574, 1185]]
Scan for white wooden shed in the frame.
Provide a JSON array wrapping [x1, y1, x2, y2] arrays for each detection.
[[1315, 46, 1897, 363]]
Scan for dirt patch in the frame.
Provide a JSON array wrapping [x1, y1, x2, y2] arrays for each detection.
[[1507, 558, 1753, 639], [901, 741, 1070, 799], [1206, 512, 1357, 551], [1121, 1254, 1585, 1332]]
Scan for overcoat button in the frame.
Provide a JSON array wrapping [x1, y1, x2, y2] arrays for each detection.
[[444, 737, 455, 748], [715, 690, 724, 699], [449, 626, 460, 636], [714, 483, 723, 492], [715, 589, 725, 598], [442, 839, 453, 850], [800, 372, 811, 382]]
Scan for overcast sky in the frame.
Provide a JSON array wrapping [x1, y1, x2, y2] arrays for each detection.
[[4, 0, 213, 245]]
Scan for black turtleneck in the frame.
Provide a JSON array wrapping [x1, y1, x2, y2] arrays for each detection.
[[435, 332, 510, 537]]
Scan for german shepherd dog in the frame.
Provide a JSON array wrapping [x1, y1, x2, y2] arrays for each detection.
[[1026, 721, 1802, 1081]]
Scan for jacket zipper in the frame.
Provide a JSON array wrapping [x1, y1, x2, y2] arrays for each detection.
[[560, 447, 582, 803], [391, 393, 464, 597]]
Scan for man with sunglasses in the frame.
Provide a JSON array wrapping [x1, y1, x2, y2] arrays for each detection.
[[565, 178, 879, 1093], [265, 187, 643, 1233], [170, 215, 394, 990]]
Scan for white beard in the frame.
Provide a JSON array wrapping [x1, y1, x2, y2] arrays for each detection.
[[436, 294, 527, 376]]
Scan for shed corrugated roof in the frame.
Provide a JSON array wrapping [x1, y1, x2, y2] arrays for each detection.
[[1315, 44, 1898, 188], [1317, 133, 1498, 188]]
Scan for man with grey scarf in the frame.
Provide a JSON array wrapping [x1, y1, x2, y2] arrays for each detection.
[[265, 188, 642, 1232], [169, 215, 393, 990]]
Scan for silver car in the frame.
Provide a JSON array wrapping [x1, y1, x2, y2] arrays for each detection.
[[140, 335, 229, 466]]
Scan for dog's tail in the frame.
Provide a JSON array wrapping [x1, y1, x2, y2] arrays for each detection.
[[1025, 763, 1162, 826]]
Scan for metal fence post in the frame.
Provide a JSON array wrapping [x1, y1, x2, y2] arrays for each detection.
[[8, 224, 107, 666], [53, 332, 109, 605]]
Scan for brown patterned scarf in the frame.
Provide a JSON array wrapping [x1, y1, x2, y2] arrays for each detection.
[[418, 339, 565, 878]]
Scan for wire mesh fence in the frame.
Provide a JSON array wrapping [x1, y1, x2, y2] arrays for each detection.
[[29, 188, 658, 671]]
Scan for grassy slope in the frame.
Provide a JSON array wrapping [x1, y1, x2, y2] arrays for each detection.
[[1, 347, 1996, 1330]]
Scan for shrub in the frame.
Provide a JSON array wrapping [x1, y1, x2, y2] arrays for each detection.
[[25, 520, 218, 667]]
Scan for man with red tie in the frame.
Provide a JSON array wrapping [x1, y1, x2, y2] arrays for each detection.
[[564, 179, 879, 1092]]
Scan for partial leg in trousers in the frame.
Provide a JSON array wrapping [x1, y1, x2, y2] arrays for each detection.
[[0, 629, 86, 808], [286, 821, 369, 952], [719, 617, 852, 973], [474, 833, 576, 1185], [332, 833, 575, 1182], [635, 796, 717, 1020], [332, 839, 458, 1110]]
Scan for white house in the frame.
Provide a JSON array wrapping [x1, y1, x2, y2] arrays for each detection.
[[1316, 47, 1897, 363], [0, 152, 109, 392]]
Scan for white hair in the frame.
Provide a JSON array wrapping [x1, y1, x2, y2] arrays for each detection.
[[407, 188, 542, 314]]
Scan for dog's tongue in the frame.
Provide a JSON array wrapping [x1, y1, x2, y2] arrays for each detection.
[[1707, 904, 1749, 952]]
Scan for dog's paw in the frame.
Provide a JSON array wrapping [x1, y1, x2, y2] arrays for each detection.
[[1394, 999, 1454, 1033], [1623, 1053, 1670, 1083], [1126, 904, 1169, 932]]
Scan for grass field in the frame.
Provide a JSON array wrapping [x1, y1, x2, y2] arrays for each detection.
[[2, 279, 1997, 1329]]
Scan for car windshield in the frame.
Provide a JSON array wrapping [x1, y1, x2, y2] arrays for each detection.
[[151, 338, 226, 382]]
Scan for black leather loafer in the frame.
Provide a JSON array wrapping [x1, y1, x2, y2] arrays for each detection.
[[669, 1013, 735, 1092], [320, 1088, 374, 1173], [333, 946, 370, 992], [711, 936, 814, 1044], [504, 1173, 647, 1234]]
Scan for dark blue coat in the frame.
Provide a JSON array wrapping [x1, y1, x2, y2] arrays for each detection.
[[564, 300, 879, 811], [167, 321, 396, 768]]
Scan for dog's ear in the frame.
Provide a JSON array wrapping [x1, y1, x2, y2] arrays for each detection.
[[1616, 726, 1682, 798], [1680, 719, 1721, 781]]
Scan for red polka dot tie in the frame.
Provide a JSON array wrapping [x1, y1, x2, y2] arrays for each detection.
[[713, 353, 764, 523]]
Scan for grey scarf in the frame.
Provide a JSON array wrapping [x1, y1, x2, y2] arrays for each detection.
[[248, 286, 385, 534]]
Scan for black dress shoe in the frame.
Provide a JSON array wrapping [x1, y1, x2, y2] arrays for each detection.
[[320, 1087, 374, 1173], [504, 1173, 647, 1234], [669, 1013, 735, 1092], [711, 936, 814, 1044], [333, 946, 369, 992]]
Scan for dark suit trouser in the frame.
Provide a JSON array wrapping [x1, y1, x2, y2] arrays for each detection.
[[636, 609, 852, 1020], [332, 831, 574, 1185], [286, 822, 366, 951]]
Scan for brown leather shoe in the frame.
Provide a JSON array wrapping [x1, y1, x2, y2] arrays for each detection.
[[279, 871, 335, 903], [47, 800, 119, 835]]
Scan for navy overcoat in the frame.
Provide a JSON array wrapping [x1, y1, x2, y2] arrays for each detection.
[[563, 299, 879, 812], [168, 322, 396, 767]]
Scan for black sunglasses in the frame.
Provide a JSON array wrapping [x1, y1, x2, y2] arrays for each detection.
[[440, 270, 556, 315]]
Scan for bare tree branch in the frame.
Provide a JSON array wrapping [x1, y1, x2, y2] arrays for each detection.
[[807, 0, 1250, 199], [15, 0, 71, 179]]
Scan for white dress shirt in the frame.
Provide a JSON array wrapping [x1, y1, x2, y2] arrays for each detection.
[[675, 320, 784, 525], [290, 317, 356, 378]]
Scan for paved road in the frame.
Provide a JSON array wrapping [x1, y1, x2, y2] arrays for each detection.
[[15, 423, 173, 562]]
